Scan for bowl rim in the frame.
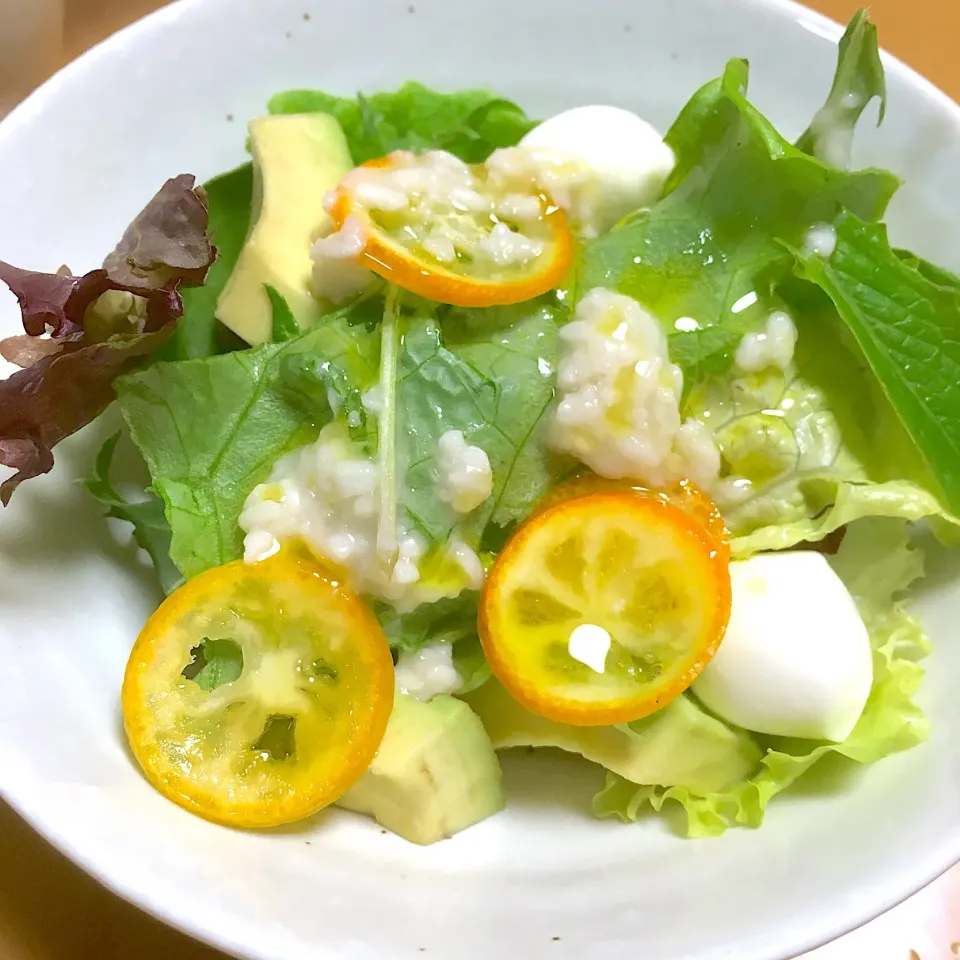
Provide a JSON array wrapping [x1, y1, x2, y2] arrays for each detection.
[[0, 0, 958, 958]]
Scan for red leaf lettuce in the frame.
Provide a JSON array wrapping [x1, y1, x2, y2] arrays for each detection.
[[0, 174, 216, 503]]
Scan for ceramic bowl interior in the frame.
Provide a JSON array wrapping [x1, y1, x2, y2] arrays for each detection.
[[0, 1, 958, 959]]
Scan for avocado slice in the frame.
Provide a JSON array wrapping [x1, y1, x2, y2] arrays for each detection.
[[215, 113, 353, 345], [338, 694, 505, 845], [464, 680, 761, 795]]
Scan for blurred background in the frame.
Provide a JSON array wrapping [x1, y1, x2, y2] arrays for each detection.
[[0, 0, 957, 958], [1, 0, 959, 116]]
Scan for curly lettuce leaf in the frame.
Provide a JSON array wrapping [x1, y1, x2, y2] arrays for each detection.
[[579, 56, 898, 383], [796, 8, 886, 167], [0, 175, 216, 503], [268, 82, 536, 164], [680, 279, 956, 544], [594, 518, 930, 837], [731, 476, 956, 557], [688, 366, 865, 536], [0, 326, 175, 504], [0, 264, 111, 339], [466, 679, 761, 796], [102, 175, 216, 291], [84, 433, 182, 595], [0, 334, 63, 368], [685, 362, 958, 551]]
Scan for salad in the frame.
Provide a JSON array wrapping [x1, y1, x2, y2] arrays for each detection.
[[1, 10, 956, 844]]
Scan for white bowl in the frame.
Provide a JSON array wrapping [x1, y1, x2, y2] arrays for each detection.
[[1, 1, 958, 958]]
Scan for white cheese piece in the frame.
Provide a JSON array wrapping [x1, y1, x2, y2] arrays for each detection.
[[693, 552, 873, 742], [519, 105, 675, 234], [549, 287, 719, 487], [310, 214, 375, 305], [734, 311, 797, 373], [803, 223, 837, 259], [238, 424, 485, 610], [394, 641, 462, 701], [436, 430, 493, 513]]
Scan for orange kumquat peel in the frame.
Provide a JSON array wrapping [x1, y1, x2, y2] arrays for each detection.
[[479, 490, 732, 726], [328, 152, 573, 307], [123, 543, 394, 828]]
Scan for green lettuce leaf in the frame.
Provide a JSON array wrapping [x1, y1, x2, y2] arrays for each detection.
[[579, 56, 899, 383], [895, 249, 960, 290], [268, 82, 536, 164], [377, 593, 491, 693], [731, 478, 956, 556], [377, 594, 479, 652], [114, 319, 368, 578], [685, 364, 956, 549], [395, 300, 563, 547], [687, 365, 866, 536], [593, 518, 930, 837], [450, 635, 493, 694], [305, 293, 564, 558], [266, 284, 300, 343], [83, 433, 183, 595], [796, 8, 886, 167], [277, 302, 381, 448], [117, 286, 561, 583], [680, 278, 957, 544], [576, 14, 954, 538], [182, 636, 244, 691], [466, 680, 761, 796], [793, 210, 960, 514]]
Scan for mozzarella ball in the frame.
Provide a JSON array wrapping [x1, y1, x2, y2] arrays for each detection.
[[520, 105, 675, 233], [693, 552, 873, 742]]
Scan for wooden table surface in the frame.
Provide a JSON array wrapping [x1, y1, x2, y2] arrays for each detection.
[[1, 1, 958, 958]]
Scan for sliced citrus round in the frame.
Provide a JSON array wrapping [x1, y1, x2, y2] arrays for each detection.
[[122, 543, 394, 828], [480, 492, 731, 726], [538, 473, 730, 560], [327, 150, 573, 306]]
